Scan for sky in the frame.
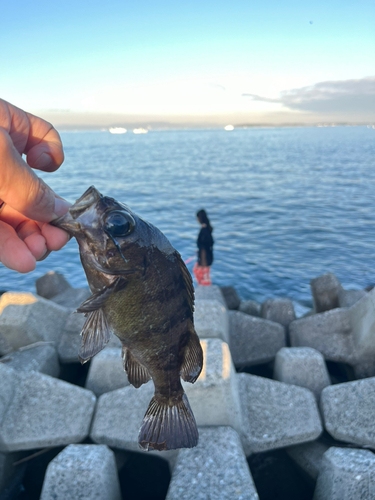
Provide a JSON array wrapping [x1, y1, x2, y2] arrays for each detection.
[[1, 0, 374, 127]]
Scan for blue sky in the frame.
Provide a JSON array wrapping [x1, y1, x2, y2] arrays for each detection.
[[1, 0, 374, 125]]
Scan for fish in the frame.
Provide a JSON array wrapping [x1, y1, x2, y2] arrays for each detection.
[[51, 186, 203, 451]]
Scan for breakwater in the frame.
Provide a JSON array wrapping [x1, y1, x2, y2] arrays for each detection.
[[0, 271, 375, 499]]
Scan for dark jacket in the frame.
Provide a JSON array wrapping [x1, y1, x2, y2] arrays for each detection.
[[197, 226, 214, 266]]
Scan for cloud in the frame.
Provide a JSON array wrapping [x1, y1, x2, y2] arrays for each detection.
[[242, 77, 375, 116]]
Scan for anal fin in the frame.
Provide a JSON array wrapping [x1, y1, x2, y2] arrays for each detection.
[[180, 328, 203, 383], [138, 393, 198, 451], [79, 308, 111, 364], [123, 347, 151, 388]]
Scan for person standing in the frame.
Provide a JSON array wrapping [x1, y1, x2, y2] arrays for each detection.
[[193, 209, 214, 286]]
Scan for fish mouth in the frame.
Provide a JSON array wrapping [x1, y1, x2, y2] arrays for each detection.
[[51, 210, 81, 235], [51, 186, 102, 235]]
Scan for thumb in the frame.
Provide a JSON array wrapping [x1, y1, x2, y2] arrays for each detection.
[[0, 128, 70, 222]]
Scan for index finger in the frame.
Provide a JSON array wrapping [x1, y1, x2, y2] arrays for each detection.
[[0, 99, 64, 173], [25, 112, 64, 172]]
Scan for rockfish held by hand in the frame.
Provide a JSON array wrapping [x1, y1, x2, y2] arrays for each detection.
[[52, 186, 203, 451]]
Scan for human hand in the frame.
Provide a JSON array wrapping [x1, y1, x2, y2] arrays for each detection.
[[0, 99, 71, 273]]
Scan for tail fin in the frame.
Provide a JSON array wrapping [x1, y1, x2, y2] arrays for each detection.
[[138, 393, 198, 451]]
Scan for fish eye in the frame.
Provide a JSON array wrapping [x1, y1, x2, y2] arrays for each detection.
[[104, 211, 135, 237]]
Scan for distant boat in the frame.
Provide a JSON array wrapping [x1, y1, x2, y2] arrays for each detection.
[[109, 127, 127, 134], [133, 128, 148, 134], [224, 125, 234, 131]]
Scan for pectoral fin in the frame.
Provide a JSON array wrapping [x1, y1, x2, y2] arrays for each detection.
[[77, 277, 127, 313], [79, 308, 111, 364], [180, 328, 203, 383], [122, 347, 151, 388]]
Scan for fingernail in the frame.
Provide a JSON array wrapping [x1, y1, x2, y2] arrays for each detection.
[[37, 249, 52, 262], [53, 197, 71, 218], [34, 152, 52, 170]]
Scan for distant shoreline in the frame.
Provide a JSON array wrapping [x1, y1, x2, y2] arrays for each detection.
[[57, 123, 375, 132]]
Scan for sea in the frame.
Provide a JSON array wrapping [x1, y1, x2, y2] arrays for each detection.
[[2, 126, 374, 314]]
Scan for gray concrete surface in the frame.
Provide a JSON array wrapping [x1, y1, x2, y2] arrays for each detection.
[[85, 347, 129, 396], [261, 298, 296, 328], [313, 447, 375, 500], [229, 311, 286, 368], [194, 299, 229, 343], [40, 444, 121, 500], [310, 273, 342, 313], [320, 377, 375, 447], [274, 347, 330, 400], [166, 427, 259, 500], [0, 292, 69, 350], [36, 271, 72, 299], [289, 308, 356, 364], [239, 300, 261, 317], [0, 365, 96, 452], [0, 344, 59, 377], [238, 373, 322, 456]]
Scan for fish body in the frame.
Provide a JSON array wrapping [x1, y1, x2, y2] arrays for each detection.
[[52, 186, 203, 451]]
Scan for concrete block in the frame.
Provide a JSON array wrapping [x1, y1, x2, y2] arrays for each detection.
[[238, 373, 322, 456], [338, 288, 367, 308], [320, 377, 375, 447], [40, 444, 121, 500], [35, 271, 72, 299], [0, 344, 60, 377], [274, 347, 330, 400], [85, 347, 129, 396], [195, 285, 226, 307], [310, 273, 342, 313], [261, 298, 296, 327], [0, 365, 96, 452], [289, 308, 356, 364], [286, 441, 329, 480], [194, 299, 229, 342], [313, 447, 375, 500], [229, 311, 286, 368], [220, 286, 241, 310], [51, 287, 91, 311], [349, 287, 375, 354], [0, 292, 69, 350], [166, 427, 259, 500], [183, 338, 242, 433], [90, 382, 154, 452], [58, 312, 120, 363], [0, 334, 12, 356], [239, 300, 261, 317]]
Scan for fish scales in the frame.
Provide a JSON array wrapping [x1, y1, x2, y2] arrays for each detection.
[[52, 186, 203, 451]]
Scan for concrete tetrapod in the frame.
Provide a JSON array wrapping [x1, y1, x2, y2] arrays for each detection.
[[35, 271, 72, 299], [0, 292, 69, 350], [40, 444, 121, 500], [194, 300, 229, 342], [166, 427, 259, 500], [238, 373, 322, 456], [0, 344, 60, 378], [229, 311, 286, 369], [313, 447, 375, 500], [274, 347, 331, 400], [0, 365, 96, 452], [320, 377, 375, 447]]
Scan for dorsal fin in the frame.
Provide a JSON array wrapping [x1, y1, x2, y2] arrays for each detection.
[[176, 252, 195, 313], [76, 277, 127, 313]]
